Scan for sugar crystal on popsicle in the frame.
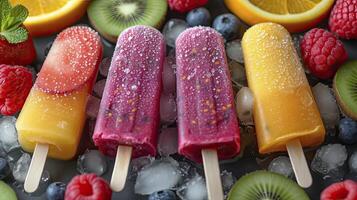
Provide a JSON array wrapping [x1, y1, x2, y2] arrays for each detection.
[[242, 23, 325, 187], [176, 27, 240, 163], [16, 26, 103, 192], [93, 25, 165, 158], [176, 27, 240, 200]]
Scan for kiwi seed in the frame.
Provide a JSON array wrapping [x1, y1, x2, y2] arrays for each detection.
[[228, 171, 309, 200], [333, 60, 357, 120], [87, 0, 167, 42]]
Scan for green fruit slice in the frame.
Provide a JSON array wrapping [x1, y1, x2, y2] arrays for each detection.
[[228, 171, 309, 200], [87, 0, 167, 42], [333, 60, 357, 120], [0, 181, 17, 200]]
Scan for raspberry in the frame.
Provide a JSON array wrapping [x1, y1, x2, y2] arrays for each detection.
[[300, 28, 348, 79], [168, 0, 208, 13], [329, 0, 357, 39], [321, 180, 357, 200], [0, 65, 33, 115], [65, 174, 112, 200]]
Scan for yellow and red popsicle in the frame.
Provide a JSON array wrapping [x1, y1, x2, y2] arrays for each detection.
[[16, 26, 103, 160]]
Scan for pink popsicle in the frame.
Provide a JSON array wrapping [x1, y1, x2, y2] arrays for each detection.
[[176, 27, 240, 163], [93, 26, 166, 158]]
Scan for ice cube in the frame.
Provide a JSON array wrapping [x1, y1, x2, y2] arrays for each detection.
[[99, 57, 111, 77], [235, 87, 254, 125], [131, 156, 155, 173], [163, 55, 177, 95], [312, 83, 340, 129], [0, 116, 19, 152], [134, 157, 181, 195], [163, 19, 189, 48], [86, 95, 101, 119], [268, 156, 294, 178], [160, 93, 177, 124], [158, 128, 178, 156], [77, 150, 107, 176], [226, 39, 244, 64], [177, 174, 208, 200], [6, 147, 24, 169], [221, 170, 236, 196], [349, 151, 357, 173], [229, 60, 246, 89], [93, 79, 107, 98], [311, 144, 348, 179], [12, 153, 31, 183]]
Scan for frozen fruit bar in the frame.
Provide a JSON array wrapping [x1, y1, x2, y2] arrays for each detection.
[[16, 26, 103, 160], [175, 27, 240, 163], [242, 23, 325, 154], [93, 26, 165, 158]]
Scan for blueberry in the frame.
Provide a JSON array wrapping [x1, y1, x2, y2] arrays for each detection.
[[0, 158, 10, 180], [338, 118, 357, 144], [186, 7, 211, 27], [212, 13, 241, 41], [148, 190, 177, 200], [46, 182, 66, 200]]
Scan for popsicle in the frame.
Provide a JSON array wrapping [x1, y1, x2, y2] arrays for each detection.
[[176, 27, 240, 200], [93, 25, 165, 191], [242, 23, 325, 187], [16, 26, 103, 192]]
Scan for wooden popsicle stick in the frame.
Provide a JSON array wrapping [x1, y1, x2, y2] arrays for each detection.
[[110, 145, 133, 192], [202, 149, 224, 200], [286, 139, 313, 188], [24, 143, 49, 193]]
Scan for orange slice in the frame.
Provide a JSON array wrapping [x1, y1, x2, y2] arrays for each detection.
[[9, 0, 89, 36], [224, 0, 334, 32]]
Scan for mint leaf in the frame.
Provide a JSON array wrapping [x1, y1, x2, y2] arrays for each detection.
[[0, 26, 27, 43], [6, 5, 28, 31], [0, 0, 11, 31]]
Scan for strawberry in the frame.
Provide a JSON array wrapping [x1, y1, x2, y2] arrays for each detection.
[[36, 26, 102, 94], [0, 65, 33, 115], [0, 0, 36, 65], [168, 0, 208, 13], [329, 0, 357, 39]]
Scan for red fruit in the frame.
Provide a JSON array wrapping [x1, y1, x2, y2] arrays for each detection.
[[168, 0, 208, 13], [0, 65, 33, 115], [0, 32, 36, 65], [300, 28, 348, 79], [65, 174, 112, 200], [321, 180, 357, 200], [36, 26, 102, 94], [329, 0, 357, 39]]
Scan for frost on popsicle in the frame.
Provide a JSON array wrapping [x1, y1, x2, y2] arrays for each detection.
[[36, 26, 103, 94], [175, 26, 240, 162], [93, 26, 165, 158]]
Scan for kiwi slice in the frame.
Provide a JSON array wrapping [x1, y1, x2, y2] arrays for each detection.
[[87, 0, 167, 42], [228, 171, 309, 200], [333, 61, 357, 120], [0, 181, 17, 200]]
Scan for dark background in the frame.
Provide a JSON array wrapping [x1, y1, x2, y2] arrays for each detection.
[[15, 0, 357, 199]]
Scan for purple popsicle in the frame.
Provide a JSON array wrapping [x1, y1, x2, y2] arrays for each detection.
[[176, 27, 240, 163], [93, 26, 165, 158]]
